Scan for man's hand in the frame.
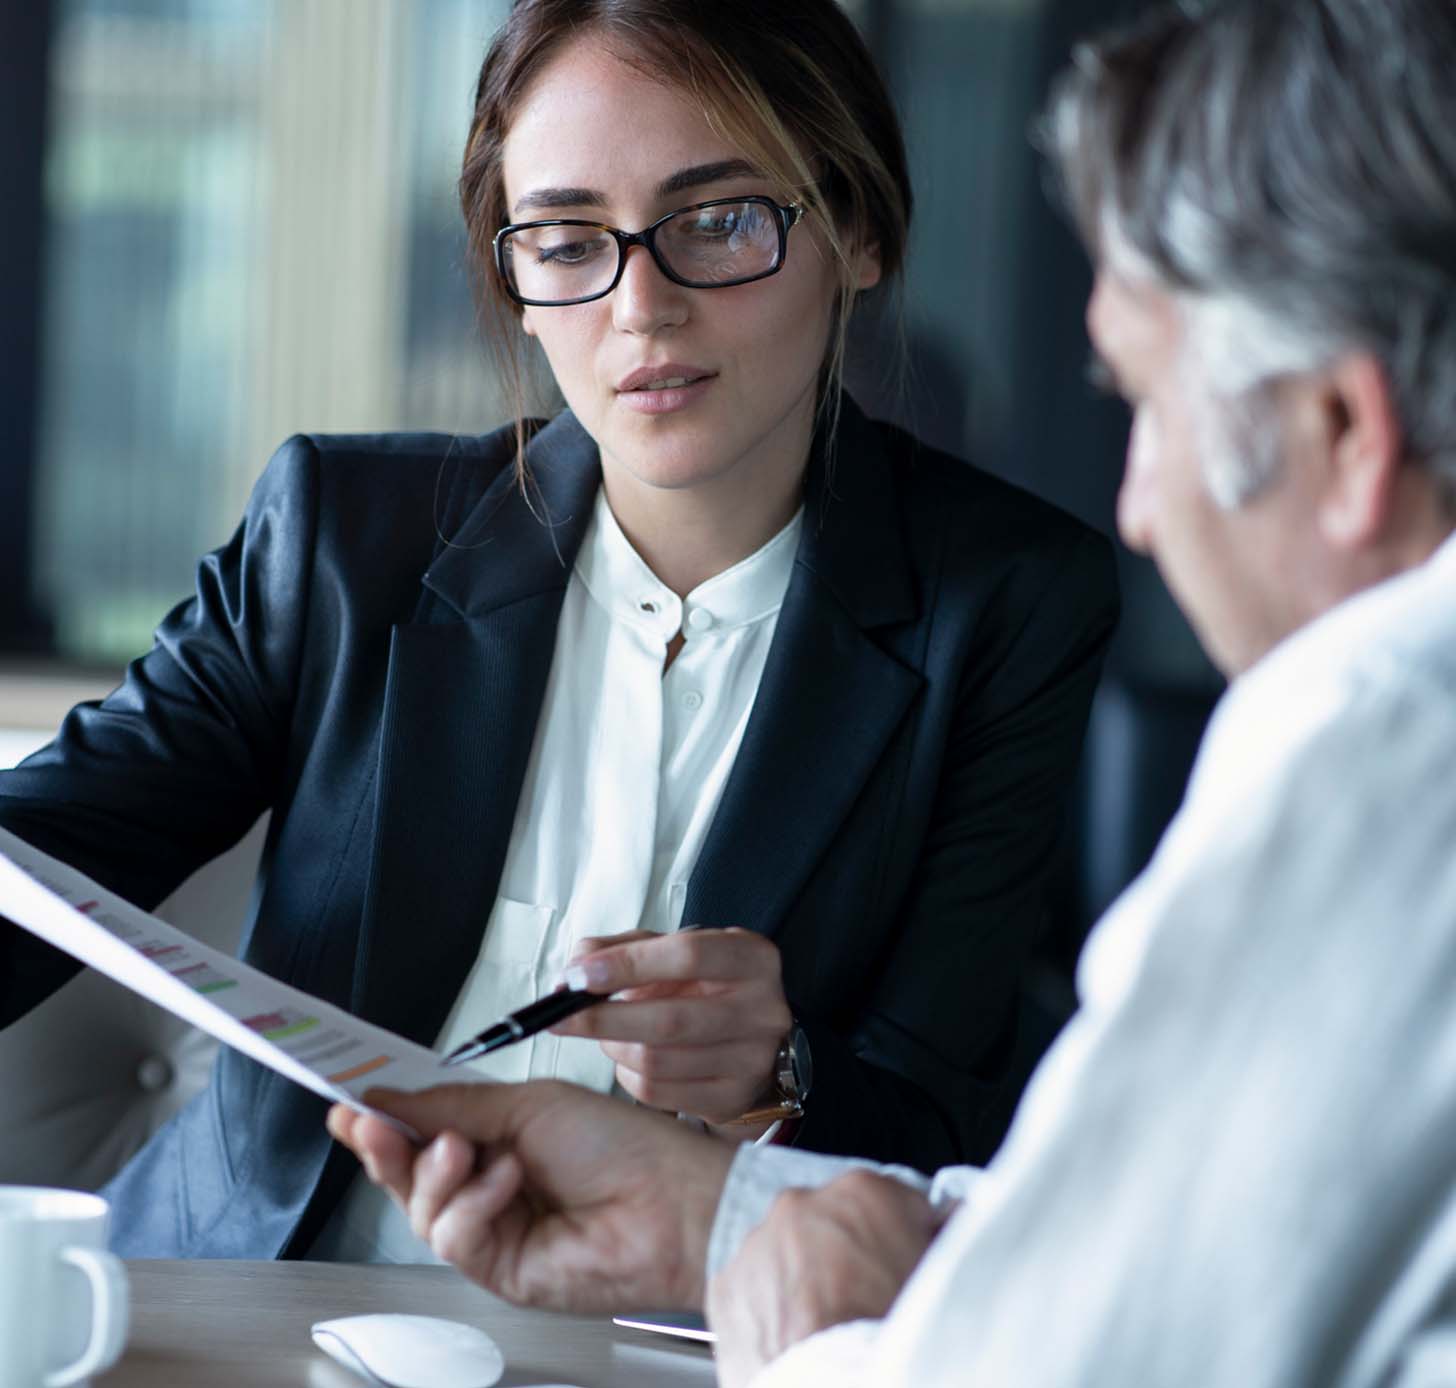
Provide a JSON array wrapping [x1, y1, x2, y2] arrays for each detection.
[[326, 1080, 734, 1313], [551, 927, 791, 1129], [707, 1170, 943, 1388]]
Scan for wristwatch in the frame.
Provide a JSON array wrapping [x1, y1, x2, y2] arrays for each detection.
[[728, 1022, 813, 1125]]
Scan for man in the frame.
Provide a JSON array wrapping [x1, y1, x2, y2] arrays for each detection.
[[330, 1, 1456, 1382]]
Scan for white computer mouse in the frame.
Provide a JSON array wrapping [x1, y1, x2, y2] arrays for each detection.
[[311, 1313, 505, 1388]]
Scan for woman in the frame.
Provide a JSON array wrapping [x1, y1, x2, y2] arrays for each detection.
[[0, 0, 1116, 1260]]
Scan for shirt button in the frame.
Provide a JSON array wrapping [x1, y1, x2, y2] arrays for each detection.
[[136, 1056, 174, 1092], [683, 690, 704, 711], [687, 608, 714, 632]]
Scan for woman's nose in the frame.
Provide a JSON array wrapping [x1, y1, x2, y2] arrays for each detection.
[[611, 245, 689, 335]]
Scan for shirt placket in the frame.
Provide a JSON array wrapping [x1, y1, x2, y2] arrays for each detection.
[[536, 587, 676, 1081]]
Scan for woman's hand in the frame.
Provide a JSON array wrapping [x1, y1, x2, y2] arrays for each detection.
[[552, 926, 792, 1129]]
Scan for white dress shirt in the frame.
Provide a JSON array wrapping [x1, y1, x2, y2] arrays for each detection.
[[311, 490, 802, 1262], [713, 529, 1456, 1388]]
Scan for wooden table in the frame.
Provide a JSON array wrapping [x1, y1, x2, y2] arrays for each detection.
[[98, 1260, 717, 1387]]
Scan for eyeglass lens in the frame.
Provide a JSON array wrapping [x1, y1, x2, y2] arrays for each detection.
[[502, 200, 782, 303]]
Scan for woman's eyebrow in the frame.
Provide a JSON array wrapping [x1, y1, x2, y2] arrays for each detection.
[[511, 159, 763, 217], [655, 158, 761, 198], [512, 185, 606, 216]]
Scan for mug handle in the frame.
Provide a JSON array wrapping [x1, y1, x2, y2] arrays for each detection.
[[45, 1246, 130, 1387]]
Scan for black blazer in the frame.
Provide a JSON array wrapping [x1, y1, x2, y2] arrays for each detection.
[[0, 398, 1116, 1257]]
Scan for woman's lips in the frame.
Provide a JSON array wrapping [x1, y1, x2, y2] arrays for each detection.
[[615, 373, 717, 415]]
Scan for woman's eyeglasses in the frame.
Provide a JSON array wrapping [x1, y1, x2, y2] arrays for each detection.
[[493, 196, 805, 307]]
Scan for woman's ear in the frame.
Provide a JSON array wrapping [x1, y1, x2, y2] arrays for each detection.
[[519, 308, 538, 339], [852, 240, 883, 292], [1315, 352, 1402, 550]]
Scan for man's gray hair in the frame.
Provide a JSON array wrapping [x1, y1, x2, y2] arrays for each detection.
[[1044, 0, 1456, 506]]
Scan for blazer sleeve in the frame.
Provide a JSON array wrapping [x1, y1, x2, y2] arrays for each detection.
[[0, 437, 323, 1029], [794, 527, 1119, 1171]]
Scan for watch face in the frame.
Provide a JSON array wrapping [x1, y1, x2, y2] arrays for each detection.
[[789, 1025, 813, 1101]]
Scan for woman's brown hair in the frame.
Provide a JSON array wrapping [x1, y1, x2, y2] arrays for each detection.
[[459, 0, 913, 476]]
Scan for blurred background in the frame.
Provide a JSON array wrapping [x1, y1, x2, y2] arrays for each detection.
[[0, 0, 1223, 983]]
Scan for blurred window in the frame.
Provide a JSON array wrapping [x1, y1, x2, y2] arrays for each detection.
[[35, 0, 511, 664]]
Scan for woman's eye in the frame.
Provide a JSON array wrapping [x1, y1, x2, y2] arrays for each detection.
[[537, 236, 606, 266], [687, 204, 771, 239], [685, 214, 737, 239]]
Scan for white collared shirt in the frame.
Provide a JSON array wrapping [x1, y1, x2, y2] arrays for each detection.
[[715, 530, 1456, 1387], [311, 488, 802, 1262]]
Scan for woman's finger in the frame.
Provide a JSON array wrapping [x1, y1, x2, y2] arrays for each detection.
[[552, 993, 787, 1046], [563, 927, 781, 993], [612, 1068, 748, 1121], [597, 1037, 772, 1083], [565, 929, 660, 965]]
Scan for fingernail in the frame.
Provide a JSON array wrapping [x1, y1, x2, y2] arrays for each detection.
[[427, 1134, 451, 1166], [563, 959, 608, 991]]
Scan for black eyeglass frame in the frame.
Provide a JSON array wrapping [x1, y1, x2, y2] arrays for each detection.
[[493, 196, 807, 307]]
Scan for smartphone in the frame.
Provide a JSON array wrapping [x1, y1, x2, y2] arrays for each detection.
[[612, 1310, 715, 1344]]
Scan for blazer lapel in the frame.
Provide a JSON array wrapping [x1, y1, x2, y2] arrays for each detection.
[[353, 413, 601, 1042], [684, 400, 924, 938]]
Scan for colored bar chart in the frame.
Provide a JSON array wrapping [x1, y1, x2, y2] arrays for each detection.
[[0, 826, 460, 1136]]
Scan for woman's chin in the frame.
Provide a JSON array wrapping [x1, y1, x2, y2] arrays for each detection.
[[601, 452, 738, 496]]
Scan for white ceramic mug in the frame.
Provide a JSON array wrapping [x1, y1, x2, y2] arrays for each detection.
[[0, 1186, 129, 1387]]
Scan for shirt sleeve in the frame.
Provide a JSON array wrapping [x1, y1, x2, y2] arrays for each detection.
[[706, 1143, 982, 1281], [748, 1320, 884, 1387]]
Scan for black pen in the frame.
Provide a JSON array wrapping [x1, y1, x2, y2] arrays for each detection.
[[440, 987, 605, 1067]]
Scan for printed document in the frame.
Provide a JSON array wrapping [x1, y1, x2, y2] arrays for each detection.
[[0, 826, 455, 1130]]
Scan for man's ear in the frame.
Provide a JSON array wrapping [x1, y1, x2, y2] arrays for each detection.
[[1316, 352, 1403, 550]]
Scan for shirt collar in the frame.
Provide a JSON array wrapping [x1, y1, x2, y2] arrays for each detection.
[[1211, 522, 1456, 765], [575, 488, 803, 640]]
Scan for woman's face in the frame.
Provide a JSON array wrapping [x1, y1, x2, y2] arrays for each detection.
[[500, 36, 879, 511]]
